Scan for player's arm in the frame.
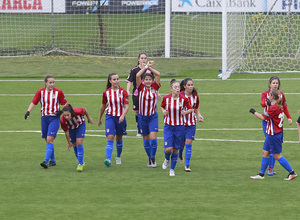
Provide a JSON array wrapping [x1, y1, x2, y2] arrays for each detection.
[[249, 108, 266, 121], [195, 107, 204, 122], [83, 108, 94, 124], [119, 103, 129, 124], [136, 65, 147, 88], [25, 102, 36, 120], [148, 62, 160, 85], [98, 104, 106, 126], [64, 129, 73, 151], [126, 81, 132, 96]]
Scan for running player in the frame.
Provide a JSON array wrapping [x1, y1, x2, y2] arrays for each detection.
[[160, 79, 193, 176], [24, 75, 67, 168], [178, 78, 204, 172], [98, 73, 129, 167], [136, 60, 161, 167], [250, 89, 297, 181], [60, 104, 94, 172]]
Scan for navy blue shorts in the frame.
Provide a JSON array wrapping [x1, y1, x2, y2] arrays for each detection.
[[138, 112, 159, 136], [41, 116, 60, 139], [105, 115, 127, 136], [263, 133, 283, 154], [69, 121, 86, 143], [163, 124, 185, 149]]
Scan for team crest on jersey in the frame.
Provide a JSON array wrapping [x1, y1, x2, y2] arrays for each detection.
[[52, 94, 57, 99], [118, 93, 123, 99], [151, 89, 155, 93]]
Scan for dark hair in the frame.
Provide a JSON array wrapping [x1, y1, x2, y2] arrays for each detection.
[[137, 53, 147, 65], [269, 76, 281, 90], [44, 75, 54, 83], [170, 79, 179, 88], [142, 72, 154, 80], [106, 73, 118, 89], [62, 104, 75, 117], [270, 89, 283, 109], [180, 78, 197, 94]]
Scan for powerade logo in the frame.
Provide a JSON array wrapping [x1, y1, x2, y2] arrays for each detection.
[[71, 0, 109, 7], [178, 0, 193, 7], [121, 0, 159, 11]]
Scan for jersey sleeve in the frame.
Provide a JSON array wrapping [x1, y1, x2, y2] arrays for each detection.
[[262, 105, 277, 121], [281, 93, 291, 119], [58, 89, 67, 105], [152, 82, 161, 90], [183, 97, 192, 109], [123, 90, 129, 104], [32, 89, 42, 105], [261, 91, 267, 107], [102, 90, 108, 105], [126, 69, 135, 83], [194, 94, 199, 109], [160, 96, 167, 108], [74, 107, 86, 116]]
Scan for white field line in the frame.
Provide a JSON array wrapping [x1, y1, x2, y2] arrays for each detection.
[[1, 129, 298, 144]]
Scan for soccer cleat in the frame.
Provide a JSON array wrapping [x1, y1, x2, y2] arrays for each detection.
[[162, 159, 169, 170], [169, 169, 175, 176], [184, 165, 191, 172], [116, 157, 122, 165], [136, 131, 142, 137], [250, 174, 265, 180], [104, 159, 111, 167], [40, 161, 49, 169], [48, 161, 56, 167], [151, 158, 157, 168], [284, 171, 297, 181], [267, 168, 277, 176], [77, 164, 83, 172], [178, 155, 184, 164], [147, 159, 152, 167]]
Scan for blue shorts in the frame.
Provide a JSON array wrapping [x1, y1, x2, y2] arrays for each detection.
[[69, 121, 86, 143], [163, 124, 185, 149], [185, 125, 196, 140], [138, 112, 159, 136], [262, 120, 267, 137], [41, 116, 60, 139], [263, 133, 283, 154], [105, 115, 127, 136]]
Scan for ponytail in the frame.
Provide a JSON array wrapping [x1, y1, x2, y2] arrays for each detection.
[[270, 89, 283, 110]]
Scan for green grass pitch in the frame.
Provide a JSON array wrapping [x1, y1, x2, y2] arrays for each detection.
[[1, 57, 300, 219]]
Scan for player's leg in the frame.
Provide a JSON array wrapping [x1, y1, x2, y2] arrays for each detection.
[[184, 125, 196, 172], [149, 113, 159, 167], [115, 117, 127, 165], [104, 115, 116, 167]]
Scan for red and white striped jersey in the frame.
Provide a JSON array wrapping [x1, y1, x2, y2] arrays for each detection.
[[263, 103, 284, 135], [138, 82, 160, 116], [32, 87, 67, 116], [102, 87, 129, 117], [161, 94, 192, 126], [60, 107, 86, 131], [180, 91, 199, 126]]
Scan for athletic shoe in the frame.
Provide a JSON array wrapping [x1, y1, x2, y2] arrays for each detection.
[[250, 174, 264, 179], [77, 164, 83, 172], [162, 159, 169, 170], [268, 168, 277, 176], [151, 158, 157, 168], [147, 159, 152, 167], [178, 155, 184, 164], [184, 165, 191, 172], [40, 161, 49, 169], [116, 157, 122, 165], [136, 131, 142, 137], [104, 159, 111, 167], [169, 169, 175, 176], [48, 161, 56, 167], [284, 171, 297, 181]]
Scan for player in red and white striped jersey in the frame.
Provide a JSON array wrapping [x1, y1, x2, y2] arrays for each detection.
[[25, 75, 67, 169], [260, 76, 292, 176], [249, 89, 297, 181], [160, 79, 193, 176], [136, 61, 161, 167], [61, 104, 93, 172], [98, 73, 129, 167], [178, 78, 204, 172]]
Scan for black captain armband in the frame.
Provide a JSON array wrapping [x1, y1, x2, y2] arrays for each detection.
[[266, 98, 271, 106], [249, 108, 256, 114]]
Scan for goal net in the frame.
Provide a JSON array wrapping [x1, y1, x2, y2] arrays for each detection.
[[224, 0, 300, 76]]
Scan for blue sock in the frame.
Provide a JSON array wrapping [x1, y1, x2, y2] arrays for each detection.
[[106, 140, 114, 160], [143, 139, 151, 158], [150, 139, 157, 159], [278, 156, 293, 173], [73, 146, 78, 159], [269, 154, 276, 169], [116, 140, 123, 158], [77, 145, 84, 165], [170, 153, 178, 170], [45, 143, 54, 163], [185, 144, 192, 166], [260, 157, 269, 174], [50, 148, 55, 162], [164, 150, 171, 161]]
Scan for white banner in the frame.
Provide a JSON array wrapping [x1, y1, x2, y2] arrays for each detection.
[[0, 0, 65, 13], [172, 0, 300, 13]]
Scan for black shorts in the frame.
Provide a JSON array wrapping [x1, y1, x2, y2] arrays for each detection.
[[132, 95, 139, 112]]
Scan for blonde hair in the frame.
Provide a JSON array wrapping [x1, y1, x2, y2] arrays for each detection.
[[270, 89, 283, 109]]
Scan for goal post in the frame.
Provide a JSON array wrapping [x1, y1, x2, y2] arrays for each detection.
[[223, 0, 300, 78]]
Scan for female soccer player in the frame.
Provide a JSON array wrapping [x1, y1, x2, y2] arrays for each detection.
[[24, 75, 67, 168], [98, 73, 129, 167], [136, 60, 161, 167], [60, 104, 94, 172], [260, 76, 292, 175], [249, 89, 297, 181], [127, 53, 161, 136], [160, 79, 193, 176], [178, 78, 204, 172]]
